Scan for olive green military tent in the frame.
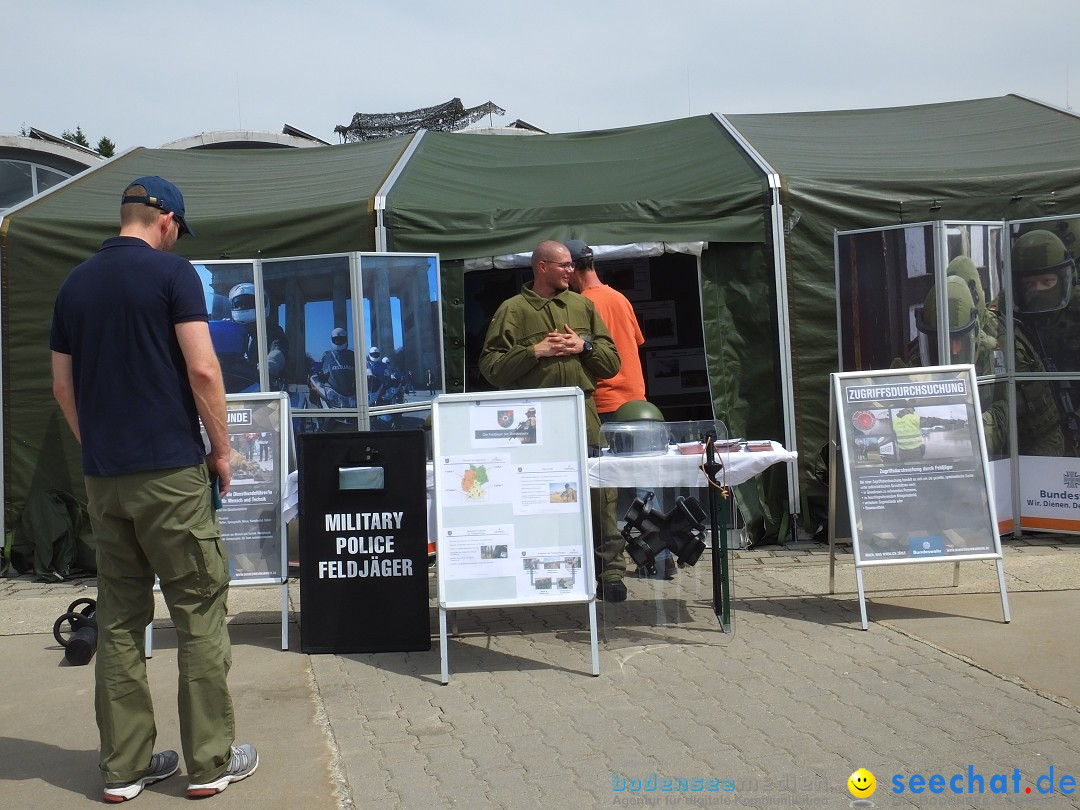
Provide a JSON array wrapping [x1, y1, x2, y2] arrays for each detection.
[[723, 94, 1080, 525], [0, 138, 414, 530], [379, 119, 790, 543], [0, 116, 788, 541], [6, 95, 1080, 545]]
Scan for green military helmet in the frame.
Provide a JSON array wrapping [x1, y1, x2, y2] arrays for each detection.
[[604, 400, 668, 455], [945, 255, 986, 317], [611, 399, 665, 421], [915, 276, 980, 366], [1011, 229, 1075, 314], [1040, 216, 1080, 255]]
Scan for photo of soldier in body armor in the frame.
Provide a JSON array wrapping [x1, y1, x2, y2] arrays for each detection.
[[1006, 222, 1080, 455], [896, 276, 1063, 460], [835, 222, 1073, 460]]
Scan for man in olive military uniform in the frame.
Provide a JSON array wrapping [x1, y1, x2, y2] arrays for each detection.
[[479, 240, 628, 601]]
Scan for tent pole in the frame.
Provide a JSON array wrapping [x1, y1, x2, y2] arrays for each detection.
[[712, 114, 800, 533], [373, 130, 428, 252]]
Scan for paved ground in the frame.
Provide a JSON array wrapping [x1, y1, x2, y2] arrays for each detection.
[[3, 536, 1079, 809]]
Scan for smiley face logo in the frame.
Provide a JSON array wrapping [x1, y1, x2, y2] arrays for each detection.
[[848, 768, 876, 798]]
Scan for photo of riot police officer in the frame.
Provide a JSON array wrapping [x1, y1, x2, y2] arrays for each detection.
[[212, 282, 289, 394]]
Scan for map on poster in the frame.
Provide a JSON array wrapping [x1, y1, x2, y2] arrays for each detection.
[[833, 367, 1001, 565], [438, 454, 584, 516], [438, 453, 513, 506]]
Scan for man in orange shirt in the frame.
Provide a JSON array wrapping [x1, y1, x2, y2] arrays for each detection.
[[565, 240, 645, 420], [566, 240, 677, 579]]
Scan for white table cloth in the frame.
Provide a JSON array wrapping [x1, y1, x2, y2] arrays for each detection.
[[283, 442, 797, 524], [587, 442, 797, 489]]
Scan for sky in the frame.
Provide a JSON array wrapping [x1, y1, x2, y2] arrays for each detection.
[[5, 1, 1080, 151]]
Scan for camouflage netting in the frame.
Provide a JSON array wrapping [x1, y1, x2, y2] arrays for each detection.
[[335, 98, 505, 142]]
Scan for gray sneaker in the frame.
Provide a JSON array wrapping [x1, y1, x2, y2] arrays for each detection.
[[185, 744, 258, 799], [102, 749, 179, 803]]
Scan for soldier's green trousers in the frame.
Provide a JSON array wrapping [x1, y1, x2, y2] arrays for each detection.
[[86, 464, 235, 786], [585, 396, 626, 581], [592, 485, 626, 581]]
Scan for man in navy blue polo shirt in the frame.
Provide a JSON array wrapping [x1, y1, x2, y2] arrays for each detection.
[[50, 176, 258, 802]]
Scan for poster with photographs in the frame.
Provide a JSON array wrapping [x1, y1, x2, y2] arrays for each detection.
[[432, 387, 594, 608], [634, 300, 679, 347], [833, 366, 1003, 566], [207, 392, 290, 584], [834, 221, 1006, 376], [835, 217, 1080, 536], [645, 347, 709, 397]]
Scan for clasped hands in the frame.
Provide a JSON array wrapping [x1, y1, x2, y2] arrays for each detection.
[[533, 325, 586, 358]]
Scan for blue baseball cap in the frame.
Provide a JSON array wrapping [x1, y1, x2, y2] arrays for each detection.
[[121, 176, 193, 237]]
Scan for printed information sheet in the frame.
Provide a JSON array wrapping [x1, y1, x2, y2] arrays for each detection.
[[433, 389, 595, 608], [440, 524, 515, 580], [517, 546, 587, 598], [514, 461, 584, 516]]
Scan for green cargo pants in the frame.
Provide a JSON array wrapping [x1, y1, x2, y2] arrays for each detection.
[[86, 463, 235, 786], [585, 396, 626, 582]]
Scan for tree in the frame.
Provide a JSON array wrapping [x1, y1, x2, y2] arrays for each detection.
[[62, 126, 91, 149], [60, 126, 116, 157]]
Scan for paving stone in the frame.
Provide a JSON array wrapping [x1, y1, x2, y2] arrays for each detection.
[[6, 538, 1080, 808]]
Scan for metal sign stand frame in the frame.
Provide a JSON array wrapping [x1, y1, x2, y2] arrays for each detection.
[[432, 388, 599, 684], [828, 366, 1010, 630]]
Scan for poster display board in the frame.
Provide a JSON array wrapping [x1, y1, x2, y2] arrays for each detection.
[[834, 217, 1080, 536], [1005, 214, 1080, 533], [828, 366, 1010, 628], [645, 347, 709, 397], [219, 392, 291, 584], [432, 387, 599, 682], [297, 430, 430, 654]]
